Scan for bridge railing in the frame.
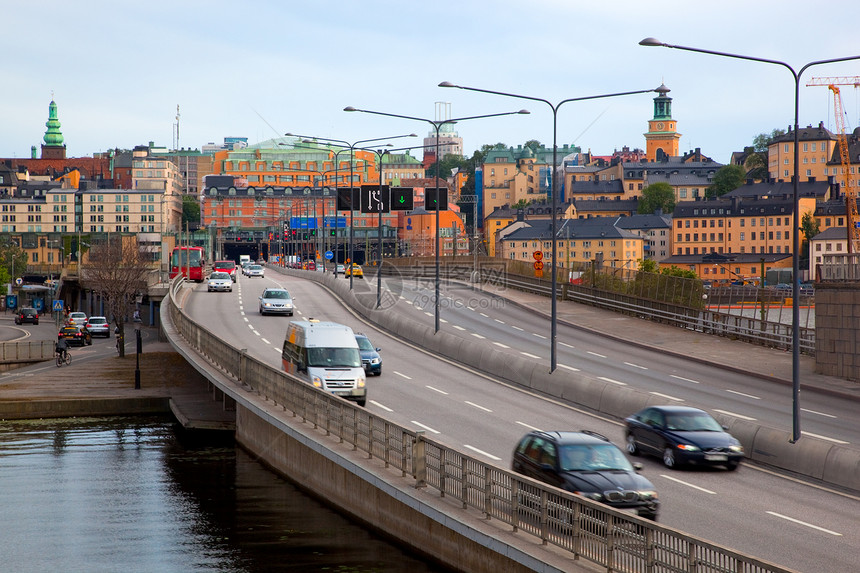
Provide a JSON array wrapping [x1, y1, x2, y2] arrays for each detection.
[[165, 276, 796, 573]]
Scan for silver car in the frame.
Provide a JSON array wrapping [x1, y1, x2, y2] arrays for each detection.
[[246, 264, 265, 278], [207, 271, 233, 292], [84, 316, 111, 338], [259, 288, 294, 316]]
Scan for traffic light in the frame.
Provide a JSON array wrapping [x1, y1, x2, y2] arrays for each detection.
[[309, 228, 316, 237], [268, 232, 273, 241], [329, 228, 336, 237], [425, 188, 448, 210], [390, 187, 414, 211]]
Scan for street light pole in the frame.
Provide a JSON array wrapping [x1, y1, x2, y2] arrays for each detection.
[[440, 81, 657, 371], [640, 37, 860, 443], [344, 106, 529, 332]]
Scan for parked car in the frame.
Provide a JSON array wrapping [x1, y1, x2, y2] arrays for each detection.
[[207, 271, 233, 292], [58, 325, 92, 347], [15, 307, 39, 325], [67, 311, 87, 327], [84, 316, 110, 338], [344, 263, 363, 278], [213, 260, 238, 282], [355, 333, 382, 376], [624, 405, 743, 470], [511, 430, 659, 520], [246, 264, 265, 278], [259, 288, 294, 316]]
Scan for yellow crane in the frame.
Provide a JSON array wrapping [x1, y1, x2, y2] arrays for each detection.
[[807, 76, 860, 253]]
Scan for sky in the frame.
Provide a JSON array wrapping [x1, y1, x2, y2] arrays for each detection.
[[3, 1, 860, 165]]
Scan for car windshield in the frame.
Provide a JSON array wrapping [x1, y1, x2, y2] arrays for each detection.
[[665, 412, 723, 432], [89, 318, 106, 324], [249, 265, 262, 270], [263, 290, 289, 299], [70, 312, 86, 319], [356, 337, 375, 351], [560, 444, 634, 472], [210, 272, 230, 279], [306, 347, 361, 368], [215, 262, 235, 269]]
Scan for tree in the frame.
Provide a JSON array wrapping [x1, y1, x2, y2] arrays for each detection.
[[752, 128, 786, 152], [524, 139, 542, 153], [0, 242, 27, 286], [800, 211, 821, 268], [182, 194, 200, 228], [638, 182, 676, 214], [82, 237, 153, 357], [707, 164, 746, 198], [743, 152, 768, 181]]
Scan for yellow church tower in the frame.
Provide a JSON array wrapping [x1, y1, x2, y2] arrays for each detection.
[[644, 83, 681, 162]]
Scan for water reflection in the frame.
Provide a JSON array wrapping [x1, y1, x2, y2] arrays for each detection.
[[0, 416, 451, 572]]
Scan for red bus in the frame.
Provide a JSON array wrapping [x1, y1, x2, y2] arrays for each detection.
[[169, 246, 205, 282]]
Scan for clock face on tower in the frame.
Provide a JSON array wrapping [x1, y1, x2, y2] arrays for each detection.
[[656, 122, 664, 130]]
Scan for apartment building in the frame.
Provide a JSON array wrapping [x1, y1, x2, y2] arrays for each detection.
[[767, 122, 837, 182]]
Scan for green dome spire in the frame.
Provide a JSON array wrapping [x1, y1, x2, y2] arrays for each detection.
[[43, 99, 64, 146]]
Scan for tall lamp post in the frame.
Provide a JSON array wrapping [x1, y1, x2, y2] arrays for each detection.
[[440, 81, 657, 371], [286, 132, 416, 288], [344, 106, 530, 332], [639, 38, 860, 443]]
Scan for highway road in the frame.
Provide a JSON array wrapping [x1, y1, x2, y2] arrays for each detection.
[[184, 270, 860, 572]]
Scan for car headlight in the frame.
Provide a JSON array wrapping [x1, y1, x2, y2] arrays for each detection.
[[371, 358, 380, 364], [263, 302, 272, 308], [637, 490, 658, 501], [311, 375, 323, 388], [576, 491, 603, 501], [357, 374, 366, 388], [729, 445, 744, 453], [677, 444, 700, 451]]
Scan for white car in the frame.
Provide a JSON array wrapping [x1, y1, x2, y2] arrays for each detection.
[[207, 271, 233, 292], [246, 264, 265, 278], [84, 316, 111, 338], [68, 311, 87, 327]]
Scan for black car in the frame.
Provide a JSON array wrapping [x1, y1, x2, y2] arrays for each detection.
[[511, 430, 659, 520], [15, 307, 39, 325], [58, 325, 92, 347], [624, 405, 744, 471]]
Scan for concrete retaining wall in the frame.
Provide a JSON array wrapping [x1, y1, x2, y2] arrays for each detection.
[[287, 268, 860, 493], [0, 397, 170, 420]]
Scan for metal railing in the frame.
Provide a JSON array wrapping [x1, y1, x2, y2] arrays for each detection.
[[165, 276, 796, 573]]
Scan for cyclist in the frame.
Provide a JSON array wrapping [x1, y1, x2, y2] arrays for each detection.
[[55, 337, 70, 365]]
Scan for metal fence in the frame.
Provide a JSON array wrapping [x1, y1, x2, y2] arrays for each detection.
[[165, 276, 796, 573]]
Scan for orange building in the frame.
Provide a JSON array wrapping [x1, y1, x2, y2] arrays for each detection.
[[644, 84, 681, 162]]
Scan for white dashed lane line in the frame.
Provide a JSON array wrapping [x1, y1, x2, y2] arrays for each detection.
[[453, 325, 466, 331], [516, 421, 542, 432], [650, 391, 683, 402], [671, 374, 700, 384], [559, 342, 574, 349], [624, 362, 648, 370], [370, 400, 392, 412], [801, 408, 837, 419], [464, 445, 501, 461], [713, 409, 756, 421], [493, 342, 510, 349], [411, 421, 440, 434], [725, 389, 761, 400], [587, 351, 606, 358], [511, 326, 524, 331], [558, 364, 580, 372], [801, 432, 849, 445], [661, 474, 716, 495], [766, 512, 842, 536], [532, 333, 547, 339], [470, 333, 486, 339], [426, 386, 448, 395], [520, 352, 540, 359], [465, 401, 492, 413], [599, 376, 626, 386], [394, 371, 412, 380], [261, 338, 270, 345]]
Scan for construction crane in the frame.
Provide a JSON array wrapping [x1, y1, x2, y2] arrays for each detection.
[[807, 77, 860, 253]]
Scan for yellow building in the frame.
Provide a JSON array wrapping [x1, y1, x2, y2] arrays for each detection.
[[767, 122, 837, 182], [644, 84, 681, 162]]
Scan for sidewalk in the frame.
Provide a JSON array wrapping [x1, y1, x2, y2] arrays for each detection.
[[475, 282, 860, 401]]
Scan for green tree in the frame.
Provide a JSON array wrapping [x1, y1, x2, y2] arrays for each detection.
[[513, 199, 529, 209], [707, 164, 747, 198], [182, 194, 200, 228], [752, 128, 786, 152], [743, 152, 768, 180], [0, 242, 27, 286], [800, 211, 821, 267], [637, 182, 676, 214], [524, 139, 542, 153]]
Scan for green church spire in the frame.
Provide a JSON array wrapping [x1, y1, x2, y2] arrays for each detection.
[[43, 99, 64, 146]]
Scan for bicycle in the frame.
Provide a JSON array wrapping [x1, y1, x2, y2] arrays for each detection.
[[55, 348, 71, 367]]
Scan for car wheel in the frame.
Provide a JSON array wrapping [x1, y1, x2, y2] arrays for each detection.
[[34, 320, 39, 325], [356, 398, 366, 407], [662, 447, 677, 468], [625, 434, 639, 456], [726, 460, 740, 471], [637, 509, 658, 521]]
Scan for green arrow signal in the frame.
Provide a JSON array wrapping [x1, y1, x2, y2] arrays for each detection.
[[398, 196, 405, 204]]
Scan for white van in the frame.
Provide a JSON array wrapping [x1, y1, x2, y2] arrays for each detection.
[[282, 319, 367, 406]]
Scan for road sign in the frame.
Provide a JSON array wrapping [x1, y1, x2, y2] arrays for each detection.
[[53, 300, 64, 311], [533, 261, 544, 271], [424, 188, 448, 210], [533, 251, 543, 261], [324, 251, 333, 260], [360, 184, 390, 214], [337, 187, 361, 211], [15, 277, 22, 286], [390, 187, 414, 211]]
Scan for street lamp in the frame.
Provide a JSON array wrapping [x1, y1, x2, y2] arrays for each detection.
[[639, 38, 860, 443], [286, 132, 417, 288], [344, 106, 530, 332], [440, 81, 657, 371]]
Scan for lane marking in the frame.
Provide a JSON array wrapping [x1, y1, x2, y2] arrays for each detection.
[[532, 333, 547, 339], [480, 312, 489, 317], [261, 338, 271, 345], [766, 512, 842, 536], [493, 342, 511, 349], [394, 371, 412, 380], [714, 409, 756, 421], [559, 342, 575, 349], [495, 319, 505, 324], [660, 474, 716, 494], [801, 408, 837, 419], [426, 386, 449, 395], [516, 421, 542, 432], [453, 325, 466, 331], [465, 401, 492, 412], [370, 400, 392, 412], [587, 351, 606, 358], [558, 364, 580, 372], [424, 312, 433, 317], [464, 445, 501, 461], [411, 421, 440, 434], [725, 389, 761, 400], [802, 431, 849, 445], [511, 326, 524, 331], [650, 391, 684, 402], [520, 352, 540, 359], [624, 362, 648, 370], [670, 374, 700, 384], [440, 319, 448, 323], [243, 317, 249, 322], [247, 324, 255, 330], [599, 376, 626, 386], [471, 333, 486, 339]]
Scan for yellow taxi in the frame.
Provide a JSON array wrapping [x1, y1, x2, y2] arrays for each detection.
[[344, 263, 363, 278]]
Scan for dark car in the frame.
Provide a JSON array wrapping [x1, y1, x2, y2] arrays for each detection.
[[15, 307, 39, 325], [58, 325, 92, 347], [511, 430, 659, 520], [624, 405, 744, 471], [355, 333, 381, 376]]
